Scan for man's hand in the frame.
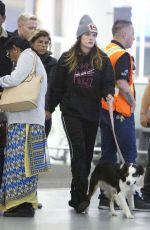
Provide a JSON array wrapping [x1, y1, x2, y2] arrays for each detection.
[[106, 94, 114, 102], [117, 79, 136, 113], [140, 112, 150, 127]]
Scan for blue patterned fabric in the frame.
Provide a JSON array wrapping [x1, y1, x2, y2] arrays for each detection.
[[0, 123, 50, 208], [27, 124, 50, 176]]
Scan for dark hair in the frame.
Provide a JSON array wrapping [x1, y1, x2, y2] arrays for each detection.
[[6, 36, 30, 51], [112, 20, 132, 36], [0, 0, 5, 17], [29, 29, 51, 44]]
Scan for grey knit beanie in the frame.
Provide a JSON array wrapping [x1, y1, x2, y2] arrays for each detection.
[[76, 15, 97, 38]]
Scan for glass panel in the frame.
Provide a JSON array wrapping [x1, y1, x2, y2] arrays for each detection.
[[135, 46, 139, 78], [54, 0, 63, 36], [144, 46, 150, 76]]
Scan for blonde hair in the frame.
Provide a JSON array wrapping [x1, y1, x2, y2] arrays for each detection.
[[17, 12, 37, 24]]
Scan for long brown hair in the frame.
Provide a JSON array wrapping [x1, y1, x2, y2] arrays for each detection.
[[64, 39, 103, 72]]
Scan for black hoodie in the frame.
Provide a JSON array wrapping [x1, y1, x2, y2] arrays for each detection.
[[48, 51, 115, 122]]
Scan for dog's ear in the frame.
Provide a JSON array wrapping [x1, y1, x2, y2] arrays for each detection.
[[120, 163, 129, 181], [120, 163, 128, 173], [136, 165, 145, 176]]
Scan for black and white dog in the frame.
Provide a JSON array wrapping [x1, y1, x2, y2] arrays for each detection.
[[87, 162, 144, 218]]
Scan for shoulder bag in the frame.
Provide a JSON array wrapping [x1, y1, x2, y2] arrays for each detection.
[[0, 52, 42, 113]]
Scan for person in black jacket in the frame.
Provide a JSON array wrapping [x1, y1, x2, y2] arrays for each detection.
[[47, 15, 115, 213], [29, 29, 57, 137], [0, 0, 13, 187]]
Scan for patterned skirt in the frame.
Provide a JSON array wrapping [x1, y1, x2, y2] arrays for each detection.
[[0, 123, 50, 211]]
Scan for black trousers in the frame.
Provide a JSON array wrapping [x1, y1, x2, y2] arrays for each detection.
[[0, 121, 7, 188], [141, 143, 150, 198], [45, 118, 52, 138], [0, 147, 4, 187], [62, 114, 98, 202]]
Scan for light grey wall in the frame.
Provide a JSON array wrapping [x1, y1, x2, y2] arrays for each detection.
[[4, 0, 35, 32]]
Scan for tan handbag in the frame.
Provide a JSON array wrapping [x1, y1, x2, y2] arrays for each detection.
[[0, 52, 42, 113]]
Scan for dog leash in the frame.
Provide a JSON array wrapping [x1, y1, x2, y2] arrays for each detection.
[[107, 98, 125, 164]]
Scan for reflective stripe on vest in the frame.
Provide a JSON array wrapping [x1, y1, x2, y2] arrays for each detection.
[[101, 43, 134, 117]]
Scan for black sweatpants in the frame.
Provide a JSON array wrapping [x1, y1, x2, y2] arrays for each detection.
[[62, 114, 98, 202]]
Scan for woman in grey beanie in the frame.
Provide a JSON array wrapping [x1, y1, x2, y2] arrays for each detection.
[[47, 15, 115, 213], [76, 14, 97, 38]]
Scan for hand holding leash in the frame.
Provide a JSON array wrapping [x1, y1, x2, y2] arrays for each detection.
[[106, 94, 114, 102]]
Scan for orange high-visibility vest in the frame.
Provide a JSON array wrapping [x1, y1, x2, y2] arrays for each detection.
[[101, 43, 134, 117]]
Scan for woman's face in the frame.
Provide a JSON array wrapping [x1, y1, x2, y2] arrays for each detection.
[[80, 32, 97, 54], [31, 36, 50, 55]]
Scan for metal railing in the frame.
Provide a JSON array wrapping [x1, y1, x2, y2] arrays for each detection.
[[48, 146, 101, 164], [48, 146, 148, 165]]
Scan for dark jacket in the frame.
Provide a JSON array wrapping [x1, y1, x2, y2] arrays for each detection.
[[39, 53, 57, 110], [0, 29, 13, 123], [0, 28, 13, 148], [0, 30, 13, 77], [48, 51, 115, 122]]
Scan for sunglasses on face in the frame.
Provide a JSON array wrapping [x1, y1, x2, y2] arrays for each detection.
[[6, 50, 10, 58]]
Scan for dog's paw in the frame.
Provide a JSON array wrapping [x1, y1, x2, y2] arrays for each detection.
[[85, 208, 89, 214], [126, 213, 134, 219], [111, 211, 117, 216]]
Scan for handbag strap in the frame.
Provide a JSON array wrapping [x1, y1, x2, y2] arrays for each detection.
[[30, 51, 37, 74], [24, 51, 38, 82]]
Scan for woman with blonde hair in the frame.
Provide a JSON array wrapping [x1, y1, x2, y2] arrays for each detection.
[[47, 15, 115, 213]]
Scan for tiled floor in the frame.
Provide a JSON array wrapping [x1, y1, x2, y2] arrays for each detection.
[[0, 188, 150, 230]]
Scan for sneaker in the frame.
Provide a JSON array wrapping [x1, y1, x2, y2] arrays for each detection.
[[68, 199, 76, 208], [3, 203, 35, 217], [69, 199, 90, 213], [37, 203, 43, 209], [98, 197, 120, 210], [75, 200, 90, 213], [133, 196, 150, 212]]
